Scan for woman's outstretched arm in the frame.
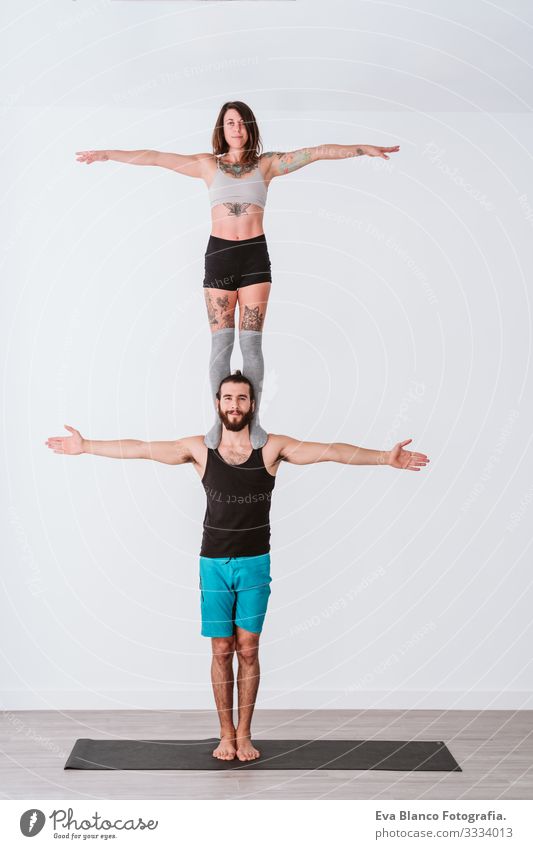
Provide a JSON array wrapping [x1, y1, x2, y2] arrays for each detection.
[[263, 143, 400, 177], [75, 149, 212, 178], [315, 143, 400, 161]]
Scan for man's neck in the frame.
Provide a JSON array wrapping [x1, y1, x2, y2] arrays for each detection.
[[218, 425, 251, 450]]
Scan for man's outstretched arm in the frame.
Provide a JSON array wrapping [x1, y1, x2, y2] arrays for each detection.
[[273, 435, 429, 471], [45, 424, 198, 465]]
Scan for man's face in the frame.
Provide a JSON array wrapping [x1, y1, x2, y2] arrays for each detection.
[[217, 382, 255, 432], [223, 109, 248, 152]]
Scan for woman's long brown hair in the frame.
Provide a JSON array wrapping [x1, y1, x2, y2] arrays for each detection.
[[211, 101, 263, 165]]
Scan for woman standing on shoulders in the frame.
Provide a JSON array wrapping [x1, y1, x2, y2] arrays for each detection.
[[76, 100, 399, 448]]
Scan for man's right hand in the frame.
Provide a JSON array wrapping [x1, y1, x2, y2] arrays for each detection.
[[45, 425, 84, 455], [75, 150, 109, 164]]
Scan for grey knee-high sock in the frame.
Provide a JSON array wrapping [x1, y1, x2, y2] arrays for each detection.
[[239, 329, 268, 449], [204, 327, 235, 448]]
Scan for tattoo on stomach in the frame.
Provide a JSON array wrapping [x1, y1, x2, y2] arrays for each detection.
[[223, 202, 251, 217]]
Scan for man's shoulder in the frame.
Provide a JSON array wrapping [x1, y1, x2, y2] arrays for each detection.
[[180, 435, 205, 445], [262, 433, 293, 462], [265, 433, 294, 445], [264, 433, 283, 446], [178, 435, 206, 462]]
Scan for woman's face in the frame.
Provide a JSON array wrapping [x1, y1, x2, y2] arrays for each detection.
[[223, 109, 248, 153]]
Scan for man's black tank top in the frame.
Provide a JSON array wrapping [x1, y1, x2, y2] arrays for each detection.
[[200, 447, 276, 557]]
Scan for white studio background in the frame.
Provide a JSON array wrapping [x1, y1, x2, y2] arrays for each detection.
[[1, 0, 532, 711]]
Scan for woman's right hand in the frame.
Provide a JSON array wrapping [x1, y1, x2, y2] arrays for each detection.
[[75, 150, 109, 164]]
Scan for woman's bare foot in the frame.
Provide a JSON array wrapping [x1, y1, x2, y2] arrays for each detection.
[[235, 732, 261, 761], [212, 735, 236, 760]]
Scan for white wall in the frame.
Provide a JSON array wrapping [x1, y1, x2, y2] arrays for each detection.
[[1, 0, 533, 710]]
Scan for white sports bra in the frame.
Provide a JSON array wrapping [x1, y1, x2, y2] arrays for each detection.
[[208, 157, 269, 210]]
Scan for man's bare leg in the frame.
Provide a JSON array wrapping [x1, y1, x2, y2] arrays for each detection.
[[210, 635, 237, 760], [235, 627, 261, 761]]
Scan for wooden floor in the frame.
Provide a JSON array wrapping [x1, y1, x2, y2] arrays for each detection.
[[1, 709, 531, 800]]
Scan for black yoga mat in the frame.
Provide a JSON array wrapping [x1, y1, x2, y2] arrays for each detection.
[[65, 738, 461, 771]]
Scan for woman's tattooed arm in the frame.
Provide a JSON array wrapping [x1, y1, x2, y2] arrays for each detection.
[[262, 148, 316, 176], [262, 143, 374, 178]]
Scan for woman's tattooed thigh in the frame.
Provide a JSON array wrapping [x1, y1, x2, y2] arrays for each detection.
[[241, 304, 265, 331], [204, 290, 236, 328]]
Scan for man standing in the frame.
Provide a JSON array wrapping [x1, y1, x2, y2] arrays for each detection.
[[46, 371, 429, 762]]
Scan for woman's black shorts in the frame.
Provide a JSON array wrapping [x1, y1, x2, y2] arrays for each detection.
[[203, 233, 272, 291]]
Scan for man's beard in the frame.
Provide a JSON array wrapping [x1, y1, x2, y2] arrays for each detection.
[[218, 408, 254, 432]]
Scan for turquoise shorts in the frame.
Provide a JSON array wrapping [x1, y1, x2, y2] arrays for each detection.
[[199, 553, 272, 637]]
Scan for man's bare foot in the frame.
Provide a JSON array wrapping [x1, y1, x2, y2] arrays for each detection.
[[212, 735, 236, 760], [235, 733, 261, 761]]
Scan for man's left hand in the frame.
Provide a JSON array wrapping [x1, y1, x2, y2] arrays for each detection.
[[388, 438, 429, 471]]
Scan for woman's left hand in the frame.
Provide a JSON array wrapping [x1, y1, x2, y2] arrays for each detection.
[[363, 145, 400, 159]]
